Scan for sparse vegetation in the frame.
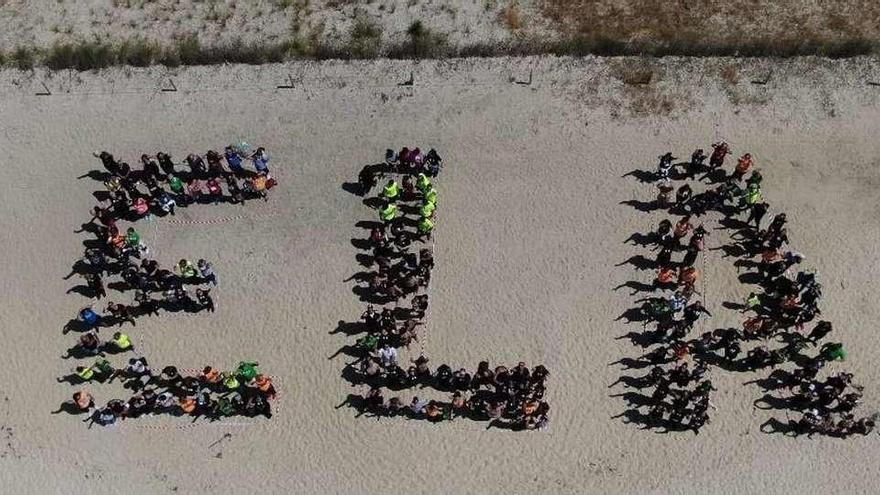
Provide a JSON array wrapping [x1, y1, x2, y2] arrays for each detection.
[[721, 65, 740, 85], [346, 16, 382, 59], [0, 24, 876, 72], [500, 2, 522, 31], [11, 47, 35, 70], [386, 20, 449, 59]]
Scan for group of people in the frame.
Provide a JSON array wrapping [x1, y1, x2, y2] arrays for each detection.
[[93, 145, 276, 217], [616, 142, 873, 436], [343, 148, 550, 430], [59, 144, 277, 426], [55, 360, 276, 426]]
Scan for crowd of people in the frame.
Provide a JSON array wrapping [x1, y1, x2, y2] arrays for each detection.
[[615, 143, 874, 436], [59, 144, 278, 425], [339, 148, 550, 430], [55, 360, 276, 426]]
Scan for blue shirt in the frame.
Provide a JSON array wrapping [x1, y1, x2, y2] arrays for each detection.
[[225, 151, 242, 169]]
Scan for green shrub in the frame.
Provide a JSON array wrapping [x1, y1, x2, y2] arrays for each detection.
[[387, 20, 449, 59], [117, 39, 159, 66], [11, 47, 35, 70], [176, 34, 203, 65], [347, 17, 382, 59]]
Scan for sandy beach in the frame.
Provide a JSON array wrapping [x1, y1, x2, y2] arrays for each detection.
[[1, 56, 880, 493]]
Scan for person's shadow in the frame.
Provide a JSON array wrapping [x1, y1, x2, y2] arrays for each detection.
[[329, 320, 367, 336], [51, 402, 90, 415], [77, 170, 111, 182], [621, 169, 656, 183], [615, 255, 657, 271], [619, 199, 661, 213], [760, 417, 799, 436]]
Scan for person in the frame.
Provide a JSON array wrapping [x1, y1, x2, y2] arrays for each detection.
[[672, 214, 692, 240], [657, 152, 675, 179], [251, 374, 276, 399], [424, 187, 437, 205], [125, 227, 142, 250], [206, 177, 223, 202], [743, 182, 761, 208], [76, 306, 101, 330], [141, 154, 162, 180], [732, 153, 753, 181], [379, 203, 397, 223], [200, 149, 220, 171], [132, 196, 150, 217], [222, 372, 240, 391], [425, 149, 442, 176], [178, 397, 197, 415], [197, 259, 218, 286], [378, 345, 398, 368], [809, 321, 832, 343], [382, 180, 400, 201], [688, 148, 707, 177], [252, 147, 269, 174], [196, 288, 215, 312], [709, 141, 730, 169], [186, 153, 207, 177], [69, 390, 94, 413], [156, 192, 176, 215], [200, 366, 222, 386], [744, 292, 761, 311], [95, 151, 119, 176], [157, 152, 176, 177], [676, 184, 692, 208], [416, 173, 431, 195], [224, 146, 244, 175], [106, 302, 136, 327], [820, 342, 846, 361], [419, 201, 435, 219], [168, 174, 185, 197], [410, 396, 429, 416], [418, 217, 434, 236], [109, 331, 133, 352], [746, 201, 769, 229], [177, 259, 198, 279], [226, 175, 245, 204], [62, 331, 103, 359], [84, 273, 107, 299], [384, 149, 398, 165], [236, 361, 260, 381], [183, 178, 202, 205]]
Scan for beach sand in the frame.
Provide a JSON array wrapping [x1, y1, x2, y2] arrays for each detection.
[[0, 56, 879, 493]]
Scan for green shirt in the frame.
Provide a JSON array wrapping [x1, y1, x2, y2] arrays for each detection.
[[236, 362, 259, 380], [169, 176, 184, 193]]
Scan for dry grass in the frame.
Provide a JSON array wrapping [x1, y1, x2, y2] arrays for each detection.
[[500, 2, 523, 31], [540, 0, 880, 56], [721, 65, 740, 85]]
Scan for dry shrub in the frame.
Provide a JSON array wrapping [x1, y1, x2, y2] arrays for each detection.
[[616, 63, 654, 85], [500, 2, 523, 31], [721, 65, 740, 85]]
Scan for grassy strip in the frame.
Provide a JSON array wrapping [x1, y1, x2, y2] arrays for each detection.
[[0, 26, 876, 72]]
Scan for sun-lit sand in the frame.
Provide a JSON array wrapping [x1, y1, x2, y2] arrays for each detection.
[[1, 56, 880, 493]]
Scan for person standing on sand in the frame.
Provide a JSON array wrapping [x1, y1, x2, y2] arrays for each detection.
[[197, 259, 218, 286], [225, 146, 244, 175], [94, 151, 119, 176], [378, 344, 398, 368], [252, 147, 270, 174], [746, 201, 769, 230], [157, 152, 176, 177], [657, 152, 675, 180], [140, 154, 162, 181]]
